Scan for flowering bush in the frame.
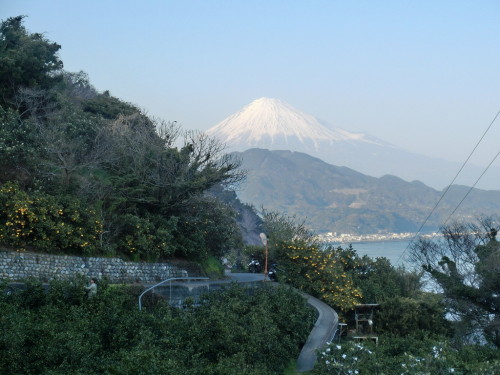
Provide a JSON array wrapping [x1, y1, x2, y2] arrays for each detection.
[[0, 182, 102, 255], [316, 341, 372, 375], [275, 240, 362, 312], [312, 337, 500, 375]]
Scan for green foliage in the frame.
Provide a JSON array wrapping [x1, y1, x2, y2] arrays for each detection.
[[411, 218, 500, 348], [0, 16, 63, 109], [261, 208, 314, 261], [112, 213, 176, 261], [184, 284, 315, 374], [0, 105, 38, 183], [0, 16, 246, 262], [199, 255, 225, 279], [173, 195, 243, 259], [0, 182, 102, 255], [82, 91, 139, 119], [275, 240, 362, 312], [376, 294, 452, 336], [351, 255, 423, 303], [0, 280, 314, 375], [311, 335, 500, 375]]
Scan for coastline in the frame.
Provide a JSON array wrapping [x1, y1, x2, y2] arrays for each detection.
[[316, 232, 440, 244]]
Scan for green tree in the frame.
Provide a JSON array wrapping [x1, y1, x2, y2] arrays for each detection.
[[274, 241, 362, 312], [0, 16, 63, 110], [351, 256, 422, 303], [260, 208, 315, 263], [0, 16, 247, 262], [410, 217, 500, 347], [0, 105, 38, 184]]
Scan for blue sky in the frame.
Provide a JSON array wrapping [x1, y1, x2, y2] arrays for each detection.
[[2, 1, 500, 175]]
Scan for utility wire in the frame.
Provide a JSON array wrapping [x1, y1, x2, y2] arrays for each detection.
[[396, 108, 500, 265], [442, 148, 500, 227]]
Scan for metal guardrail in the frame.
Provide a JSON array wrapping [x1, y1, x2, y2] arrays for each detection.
[[138, 277, 209, 311]]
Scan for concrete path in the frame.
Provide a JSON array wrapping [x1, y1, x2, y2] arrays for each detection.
[[295, 293, 338, 372]]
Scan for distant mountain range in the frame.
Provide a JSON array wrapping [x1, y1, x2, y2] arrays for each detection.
[[206, 98, 499, 235], [233, 149, 500, 234], [207, 97, 499, 190]]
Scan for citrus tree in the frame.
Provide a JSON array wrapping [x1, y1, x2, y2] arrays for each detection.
[[275, 240, 362, 312]]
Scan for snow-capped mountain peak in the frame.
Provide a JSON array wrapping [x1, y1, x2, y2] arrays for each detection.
[[204, 97, 500, 190], [206, 97, 381, 150]]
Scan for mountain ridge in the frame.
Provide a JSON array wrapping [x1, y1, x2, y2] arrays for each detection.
[[233, 148, 500, 235], [207, 98, 500, 190]]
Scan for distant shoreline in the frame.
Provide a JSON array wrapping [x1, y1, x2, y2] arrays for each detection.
[[316, 232, 440, 244]]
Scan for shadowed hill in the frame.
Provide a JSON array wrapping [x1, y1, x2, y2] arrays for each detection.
[[234, 148, 500, 234]]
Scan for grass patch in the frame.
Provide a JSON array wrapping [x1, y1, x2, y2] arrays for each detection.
[[283, 359, 298, 375], [199, 256, 224, 279]]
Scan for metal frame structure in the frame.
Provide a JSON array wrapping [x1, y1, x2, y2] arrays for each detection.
[[138, 277, 209, 311]]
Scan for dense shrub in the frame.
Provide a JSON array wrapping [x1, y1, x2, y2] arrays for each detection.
[[0, 279, 314, 375], [274, 240, 362, 313], [0, 182, 102, 255], [312, 335, 500, 375], [376, 294, 452, 336]]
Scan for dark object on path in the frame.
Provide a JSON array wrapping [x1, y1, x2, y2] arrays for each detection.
[[268, 263, 278, 281], [248, 258, 261, 273]]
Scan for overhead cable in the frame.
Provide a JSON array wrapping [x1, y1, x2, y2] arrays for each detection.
[[396, 108, 500, 265], [442, 148, 500, 227]]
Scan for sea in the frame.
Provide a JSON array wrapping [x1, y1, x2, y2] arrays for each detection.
[[328, 240, 413, 267]]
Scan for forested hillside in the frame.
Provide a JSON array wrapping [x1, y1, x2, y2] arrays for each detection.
[[0, 16, 247, 262], [235, 148, 500, 234]]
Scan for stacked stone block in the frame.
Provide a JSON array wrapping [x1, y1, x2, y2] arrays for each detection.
[[0, 251, 190, 283]]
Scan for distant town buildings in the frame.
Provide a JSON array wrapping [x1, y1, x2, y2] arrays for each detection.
[[316, 232, 440, 244]]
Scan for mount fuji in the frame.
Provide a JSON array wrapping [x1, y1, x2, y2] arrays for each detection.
[[206, 97, 388, 150], [206, 98, 496, 190]]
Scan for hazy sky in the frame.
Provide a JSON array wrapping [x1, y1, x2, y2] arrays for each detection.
[[3, 1, 500, 176]]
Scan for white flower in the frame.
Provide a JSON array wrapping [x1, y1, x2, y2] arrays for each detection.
[[353, 357, 358, 361], [336, 345, 341, 350], [342, 354, 347, 359], [326, 348, 331, 352], [325, 360, 330, 365]]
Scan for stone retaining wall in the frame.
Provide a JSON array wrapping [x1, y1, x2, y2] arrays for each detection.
[[0, 251, 193, 283]]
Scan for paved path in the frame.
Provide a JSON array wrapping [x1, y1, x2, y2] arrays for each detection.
[[225, 271, 338, 372], [295, 293, 338, 372]]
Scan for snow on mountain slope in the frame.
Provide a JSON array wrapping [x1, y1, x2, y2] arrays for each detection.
[[205, 97, 499, 190], [206, 97, 387, 150]]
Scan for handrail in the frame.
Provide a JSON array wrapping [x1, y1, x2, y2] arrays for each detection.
[[138, 277, 209, 311]]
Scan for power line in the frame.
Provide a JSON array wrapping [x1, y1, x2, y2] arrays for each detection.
[[442, 148, 500, 227], [396, 108, 500, 265]]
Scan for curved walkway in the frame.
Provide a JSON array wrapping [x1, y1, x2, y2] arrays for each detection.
[[225, 272, 338, 372], [295, 292, 338, 372]]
